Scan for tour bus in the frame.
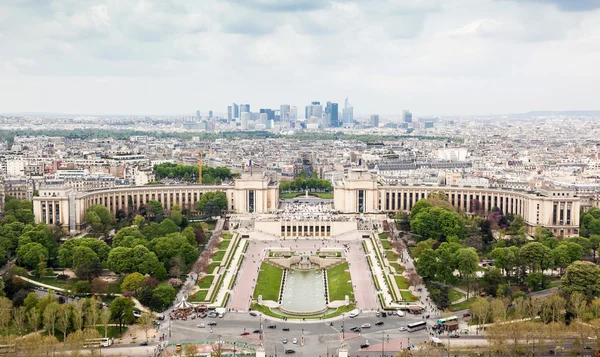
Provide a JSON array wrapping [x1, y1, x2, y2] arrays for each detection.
[[437, 316, 458, 325], [83, 338, 113, 348], [407, 321, 427, 332]]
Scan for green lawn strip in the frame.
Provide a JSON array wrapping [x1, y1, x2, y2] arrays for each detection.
[[218, 239, 231, 250], [450, 297, 478, 312], [200, 221, 216, 231], [253, 263, 283, 301], [108, 283, 121, 294], [220, 292, 230, 307], [378, 233, 388, 240], [389, 263, 405, 274], [362, 240, 368, 252], [400, 290, 418, 302], [371, 238, 387, 267], [394, 275, 410, 289], [95, 326, 123, 339], [189, 290, 209, 302], [224, 236, 242, 270], [212, 250, 226, 262], [327, 263, 354, 301], [384, 274, 399, 302], [222, 233, 233, 240], [449, 289, 466, 303], [26, 276, 71, 289], [228, 274, 237, 290], [198, 275, 215, 289], [378, 293, 388, 309], [207, 273, 226, 303], [208, 262, 220, 274], [279, 192, 333, 199], [250, 303, 354, 320], [242, 240, 249, 253], [381, 239, 392, 250], [385, 250, 398, 263]]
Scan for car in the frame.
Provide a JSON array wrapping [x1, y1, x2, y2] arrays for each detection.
[[240, 331, 250, 336], [450, 334, 460, 338], [463, 313, 471, 318], [282, 327, 290, 331], [268, 324, 277, 329], [133, 311, 142, 318], [381, 311, 387, 317], [584, 346, 593, 350], [548, 350, 555, 355], [199, 313, 207, 318], [282, 338, 287, 344], [197, 324, 205, 328], [139, 342, 148, 346], [350, 327, 361, 332], [361, 323, 371, 328], [208, 312, 218, 318], [360, 343, 370, 349], [292, 338, 298, 344], [207, 321, 217, 326], [249, 312, 258, 317], [375, 321, 384, 326], [253, 329, 262, 334], [285, 349, 296, 354], [399, 327, 407, 331]]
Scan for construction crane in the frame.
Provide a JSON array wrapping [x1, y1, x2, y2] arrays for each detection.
[[164, 150, 212, 184]]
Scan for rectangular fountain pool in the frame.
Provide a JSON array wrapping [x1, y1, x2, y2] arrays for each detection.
[[280, 269, 327, 314]]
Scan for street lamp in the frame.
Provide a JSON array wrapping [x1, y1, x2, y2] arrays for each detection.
[[381, 329, 385, 357]]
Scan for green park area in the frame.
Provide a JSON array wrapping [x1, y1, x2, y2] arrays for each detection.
[[327, 263, 354, 301], [253, 263, 283, 301], [449, 289, 466, 303], [198, 275, 215, 289]]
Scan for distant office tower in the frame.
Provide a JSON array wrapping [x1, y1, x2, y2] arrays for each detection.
[[241, 112, 249, 130], [196, 110, 201, 120], [289, 106, 298, 120], [227, 106, 232, 122], [403, 110, 412, 123], [233, 103, 239, 118], [370, 114, 380, 128], [325, 102, 339, 128], [241, 104, 250, 113], [259, 108, 275, 121], [306, 101, 322, 119], [259, 113, 268, 125], [424, 121, 434, 128], [208, 110, 213, 119], [280, 104, 291, 122], [343, 97, 354, 125]]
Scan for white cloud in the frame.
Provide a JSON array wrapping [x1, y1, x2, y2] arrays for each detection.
[[0, 0, 599, 115]]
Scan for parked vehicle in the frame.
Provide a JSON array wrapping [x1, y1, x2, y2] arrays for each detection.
[[292, 338, 298, 344], [282, 328, 290, 331], [249, 312, 258, 317], [375, 321, 384, 326], [285, 349, 296, 354], [282, 338, 287, 344]]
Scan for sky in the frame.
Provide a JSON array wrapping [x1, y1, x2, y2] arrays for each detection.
[[1, 0, 600, 116]]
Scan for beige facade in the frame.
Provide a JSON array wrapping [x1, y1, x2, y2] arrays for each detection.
[[33, 174, 279, 233], [334, 173, 581, 237]]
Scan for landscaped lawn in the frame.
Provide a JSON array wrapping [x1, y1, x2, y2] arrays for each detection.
[[212, 250, 226, 262], [199, 221, 216, 231], [389, 263, 405, 274], [449, 289, 466, 303], [327, 263, 354, 301], [394, 275, 410, 289], [450, 297, 478, 312], [253, 263, 283, 301], [189, 290, 209, 302], [378, 233, 388, 240], [279, 192, 334, 199], [27, 276, 71, 289], [218, 240, 231, 250], [198, 275, 215, 289], [95, 326, 124, 339], [208, 262, 220, 274], [400, 290, 418, 301], [222, 233, 233, 240], [385, 250, 398, 263], [381, 239, 392, 250]]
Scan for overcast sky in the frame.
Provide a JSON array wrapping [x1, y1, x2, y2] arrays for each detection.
[[1, 0, 600, 116]]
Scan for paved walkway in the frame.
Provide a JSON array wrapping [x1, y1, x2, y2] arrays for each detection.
[[450, 287, 469, 305]]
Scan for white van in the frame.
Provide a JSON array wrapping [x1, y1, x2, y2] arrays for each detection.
[[215, 307, 227, 318], [396, 310, 405, 317]]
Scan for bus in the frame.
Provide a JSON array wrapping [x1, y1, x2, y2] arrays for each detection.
[[84, 338, 112, 348], [407, 321, 427, 332], [437, 316, 458, 325]]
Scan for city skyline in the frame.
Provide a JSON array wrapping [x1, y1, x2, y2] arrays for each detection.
[[2, 0, 600, 116]]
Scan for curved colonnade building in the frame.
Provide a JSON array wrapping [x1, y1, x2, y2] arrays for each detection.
[[33, 174, 278, 234], [34, 171, 580, 237]]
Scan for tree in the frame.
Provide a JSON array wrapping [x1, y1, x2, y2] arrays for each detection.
[[456, 248, 479, 298], [12, 306, 26, 335], [569, 292, 588, 319], [72, 300, 85, 331], [590, 235, 600, 263], [57, 304, 71, 340], [138, 312, 156, 342], [84, 205, 113, 236], [410, 199, 432, 220], [471, 298, 491, 334], [520, 242, 553, 273], [86, 297, 100, 329], [110, 297, 135, 332], [133, 214, 146, 227], [0, 297, 12, 333], [170, 204, 183, 226], [28, 307, 40, 332], [121, 272, 146, 294], [184, 344, 199, 357], [107, 245, 167, 279], [152, 285, 177, 309], [561, 261, 600, 298], [16, 242, 48, 269], [196, 191, 227, 212], [204, 200, 221, 218], [91, 277, 109, 294], [43, 301, 60, 336], [72, 246, 101, 280], [100, 308, 111, 338], [145, 200, 164, 218]]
